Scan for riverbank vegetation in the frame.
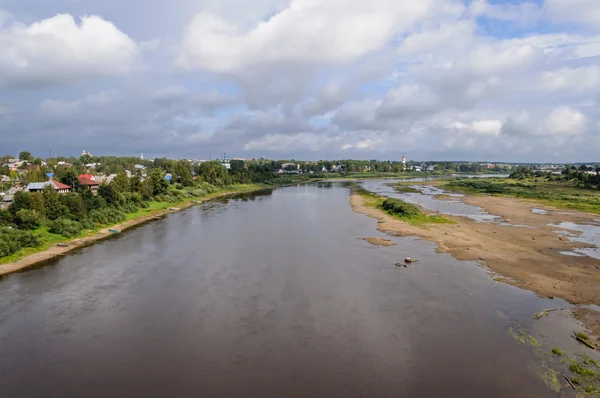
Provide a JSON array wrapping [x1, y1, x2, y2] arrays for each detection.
[[442, 178, 600, 214], [354, 187, 452, 226], [0, 157, 311, 263]]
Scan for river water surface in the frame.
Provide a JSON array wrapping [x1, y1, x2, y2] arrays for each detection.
[[0, 184, 557, 396]]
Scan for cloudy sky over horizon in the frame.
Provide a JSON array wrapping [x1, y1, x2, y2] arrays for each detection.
[[0, 0, 599, 162]]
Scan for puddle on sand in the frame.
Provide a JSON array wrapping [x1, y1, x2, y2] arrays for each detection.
[[531, 208, 548, 215], [559, 251, 585, 257], [551, 222, 600, 260], [498, 223, 537, 229]]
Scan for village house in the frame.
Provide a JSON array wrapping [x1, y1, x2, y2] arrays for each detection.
[[78, 175, 100, 195], [0, 194, 13, 209], [26, 180, 71, 194]]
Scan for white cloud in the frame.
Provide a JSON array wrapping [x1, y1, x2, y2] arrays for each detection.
[[453, 120, 503, 136], [538, 66, 600, 91], [469, 0, 541, 25], [177, 0, 448, 72], [0, 13, 139, 87], [545, 0, 600, 28], [545, 106, 587, 135], [503, 107, 588, 136]]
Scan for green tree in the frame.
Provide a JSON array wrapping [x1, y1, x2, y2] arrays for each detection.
[[98, 183, 119, 205], [58, 167, 80, 190], [16, 209, 42, 230], [80, 154, 93, 165], [24, 169, 47, 184], [197, 161, 231, 186], [62, 193, 87, 220], [19, 151, 32, 161], [173, 161, 193, 187], [230, 160, 245, 172], [139, 178, 153, 200], [10, 191, 31, 216], [111, 171, 130, 193], [149, 169, 169, 195], [130, 175, 142, 193], [42, 185, 64, 220], [33, 157, 43, 166], [29, 192, 46, 218]]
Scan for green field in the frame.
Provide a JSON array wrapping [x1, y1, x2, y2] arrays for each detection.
[[442, 178, 600, 214]]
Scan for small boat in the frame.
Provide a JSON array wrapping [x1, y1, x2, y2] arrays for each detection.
[[108, 229, 121, 234], [57, 243, 69, 247]]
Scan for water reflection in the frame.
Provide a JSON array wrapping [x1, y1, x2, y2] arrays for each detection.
[[0, 183, 552, 397], [551, 222, 600, 260]]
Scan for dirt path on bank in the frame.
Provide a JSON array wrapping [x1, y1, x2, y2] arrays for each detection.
[[350, 189, 600, 339], [0, 191, 245, 278]]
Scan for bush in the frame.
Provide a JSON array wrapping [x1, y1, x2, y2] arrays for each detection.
[[0, 227, 42, 257], [381, 198, 421, 218], [88, 207, 126, 226], [81, 219, 95, 230], [48, 218, 83, 238], [16, 209, 43, 230]]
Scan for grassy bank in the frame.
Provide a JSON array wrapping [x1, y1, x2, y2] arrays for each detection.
[[354, 186, 453, 226], [0, 183, 269, 265], [442, 178, 600, 214]]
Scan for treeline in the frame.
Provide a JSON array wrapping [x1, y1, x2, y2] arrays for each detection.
[[509, 165, 600, 189], [0, 158, 309, 258]]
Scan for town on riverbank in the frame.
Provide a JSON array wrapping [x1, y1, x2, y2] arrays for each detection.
[[1, 151, 598, 269], [2, 150, 600, 394]]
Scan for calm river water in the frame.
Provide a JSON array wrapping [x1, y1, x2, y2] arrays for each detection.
[[0, 183, 555, 396]]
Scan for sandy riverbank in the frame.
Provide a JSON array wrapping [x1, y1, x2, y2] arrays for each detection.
[[0, 190, 255, 278], [350, 189, 600, 344]]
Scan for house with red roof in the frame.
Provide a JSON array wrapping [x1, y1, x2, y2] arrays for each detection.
[[26, 180, 71, 194], [78, 175, 100, 195]]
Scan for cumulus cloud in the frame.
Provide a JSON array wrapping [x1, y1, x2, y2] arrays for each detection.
[[0, 13, 139, 87], [545, 0, 600, 28], [3, 0, 600, 162], [503, 107, 588, 136], [177, 0, 439, 72]]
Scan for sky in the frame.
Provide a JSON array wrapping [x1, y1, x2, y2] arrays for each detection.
[[0, 0, 599, 162]]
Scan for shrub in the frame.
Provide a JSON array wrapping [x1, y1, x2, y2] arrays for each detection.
[[381, 198, 421, 218], [48, 218, 83, 238], [16, 209, 43, 230], [88, 208, 126, 226], [0, 227, 41, 257]]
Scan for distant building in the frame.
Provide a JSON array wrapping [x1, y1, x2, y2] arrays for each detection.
[[0, 194, 13, 209], [282, 163, 300, 170], [78, 175, 99, 195], [26, 180, 71, 194]]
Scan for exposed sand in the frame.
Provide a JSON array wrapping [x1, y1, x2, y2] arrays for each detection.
[[0, 191, 246, 278], [359, 237, 397, 246], [350, 189, 600, 306]]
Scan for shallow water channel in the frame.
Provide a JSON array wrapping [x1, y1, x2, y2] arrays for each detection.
[[0, 183, 573, 396], [359, 179, 499, 221]]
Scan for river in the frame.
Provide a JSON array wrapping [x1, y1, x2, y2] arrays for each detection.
[[0, 183, 555, 396]]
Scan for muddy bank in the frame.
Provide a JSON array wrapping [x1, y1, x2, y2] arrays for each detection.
[[359, 237, 396, 246], [0, 190, 258, 278], [350, 188, 600, 312], [573, 308, 600, 347]]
